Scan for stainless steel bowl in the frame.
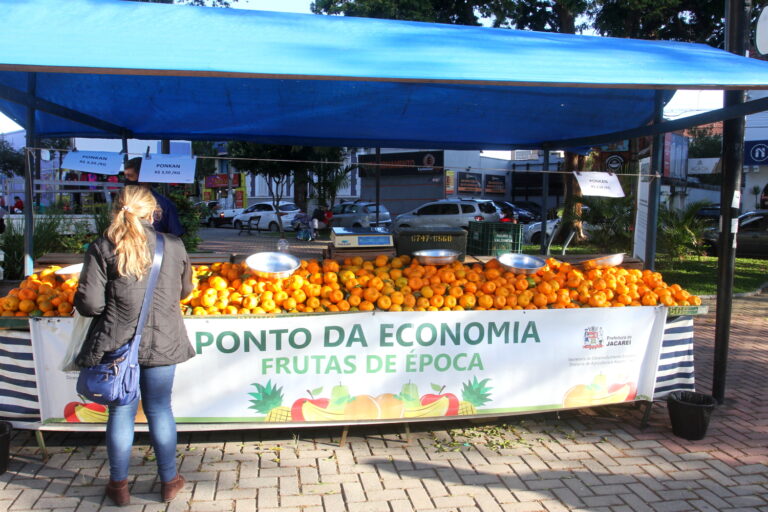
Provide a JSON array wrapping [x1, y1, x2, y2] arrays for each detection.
[[55, 263, 83, 279], [498, 253, 546, 275], [244, 252, 301, 279], [580, 253, 624, 270], [412, 249, 459, 265]]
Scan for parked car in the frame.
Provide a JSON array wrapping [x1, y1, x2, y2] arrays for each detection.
[[695, 204, 720, 224], [511, 200, 543, 220], [330, 201, 392, 228], [491, 200, 538, 224], [703, 209, 768, 258], [232, 201, 301, 232], [523, 218, 561, 245], [393, 199, 501, 230], [193, 200, 241, 227]]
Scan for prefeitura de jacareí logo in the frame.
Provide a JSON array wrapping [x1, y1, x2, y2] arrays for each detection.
[[583, 326, 604, 349]]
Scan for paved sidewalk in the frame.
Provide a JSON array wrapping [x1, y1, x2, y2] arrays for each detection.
[[3, 229, 767, 511]]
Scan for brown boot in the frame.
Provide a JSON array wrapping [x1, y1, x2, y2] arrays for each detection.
[[105, 479, 130, 506], [161, 474, 185, 502]]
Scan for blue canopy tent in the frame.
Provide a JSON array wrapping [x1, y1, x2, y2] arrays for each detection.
[[2, 0, 768, 149]]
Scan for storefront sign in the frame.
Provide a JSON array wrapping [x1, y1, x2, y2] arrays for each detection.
[[574, 171, 625, 198], [62, 151, 122, 175], [204, 173, 241, 188], [445, 170, 455, 195], [744, 140, 768, 166], [139, 155, 196, 184], [31, 307, 666, 426], [358, 151, 443, 176], [457, 172, 482, 194], [484, 175, 506, 195]]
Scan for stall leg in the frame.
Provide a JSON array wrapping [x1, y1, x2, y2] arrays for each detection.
[[640, 401, 654, 429], [403, 423, 411, 445], [339, 426, 349, 448], [35, 430, 49, 462]]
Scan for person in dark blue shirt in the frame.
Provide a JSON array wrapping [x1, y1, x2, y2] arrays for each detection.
[[123, 157, 185, 237]]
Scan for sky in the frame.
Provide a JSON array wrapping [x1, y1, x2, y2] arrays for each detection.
[[0, 0, 723, 137]]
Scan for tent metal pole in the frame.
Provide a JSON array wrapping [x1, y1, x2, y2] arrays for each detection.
[[644, 91, 665, 269], [375, 147, 381, 226], [540, 150, 549, 255], [713, 0, 750, 405], [23, 73, 36, 276]]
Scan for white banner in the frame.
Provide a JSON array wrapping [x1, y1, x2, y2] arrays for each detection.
[[139, 155, 196, 184], [574, 171, 625, 198], [31, 307, 666, 426], [62, 151, 123, 175]]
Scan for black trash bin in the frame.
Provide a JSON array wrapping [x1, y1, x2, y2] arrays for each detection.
[[0, 421, 11, 475], [667, 391, 716, 441]]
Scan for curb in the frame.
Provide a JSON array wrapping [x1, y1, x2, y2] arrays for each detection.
[[700, 280, 768, 300]]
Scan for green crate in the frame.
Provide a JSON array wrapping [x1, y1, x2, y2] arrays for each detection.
[[467, 222, 523, 256]]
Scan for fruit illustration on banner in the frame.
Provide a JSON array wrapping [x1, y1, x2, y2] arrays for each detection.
[[257, 378, 494, 422], [420, 383, 460, 416], [459, 377, 493, 415], [63, 400, 107, 423], [563, 374, 636, 408], [291, 388, 331, 421]]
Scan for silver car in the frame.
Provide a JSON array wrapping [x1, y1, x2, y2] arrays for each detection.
[[330, 201, 392, 228], [393, 199, 501, 230]]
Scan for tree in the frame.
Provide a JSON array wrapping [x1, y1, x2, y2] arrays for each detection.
[[0, 138, 24, 176], [125, 0, 238, 7], [687, 126, 722, 158], [312, 0, 481, 25]]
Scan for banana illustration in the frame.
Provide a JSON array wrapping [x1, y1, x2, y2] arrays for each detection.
[[404, 396, 450, 418], [76, 406, 109, 423]]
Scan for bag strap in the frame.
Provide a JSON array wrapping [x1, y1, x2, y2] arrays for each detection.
[[128, 233, 165, 361]]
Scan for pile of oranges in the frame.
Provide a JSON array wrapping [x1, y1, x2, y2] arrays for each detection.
[[0, 255, 701, 318], [0, 267, 77, 317], [182, 255, 701, 316]]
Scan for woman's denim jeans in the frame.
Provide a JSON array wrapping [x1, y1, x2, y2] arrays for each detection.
[[106, 364, 178, 482]]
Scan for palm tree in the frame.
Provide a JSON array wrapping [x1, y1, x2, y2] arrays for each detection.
[[657, 200, 711, 264]]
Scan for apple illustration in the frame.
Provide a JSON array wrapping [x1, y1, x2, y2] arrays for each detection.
[[291, 389, 331, 421], [420, 385, 460, 416], [608, 381, 637, 401]]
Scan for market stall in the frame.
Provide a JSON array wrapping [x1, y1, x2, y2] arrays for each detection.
[[0, 0, 754, 442]]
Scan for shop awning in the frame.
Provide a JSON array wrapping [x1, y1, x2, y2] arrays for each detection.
[[2, 0, 768, 149]]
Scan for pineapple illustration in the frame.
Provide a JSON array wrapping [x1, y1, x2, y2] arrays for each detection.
[[458, 377, 492, 415], [248, 380, 289, 422]]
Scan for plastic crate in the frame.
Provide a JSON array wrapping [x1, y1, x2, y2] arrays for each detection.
[[395, 228, 467, 261], [467, 222, 523, 256]]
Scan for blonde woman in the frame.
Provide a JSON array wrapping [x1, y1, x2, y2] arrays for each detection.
[[75, 185, 194, 506]]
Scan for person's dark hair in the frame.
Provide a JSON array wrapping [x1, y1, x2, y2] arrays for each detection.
[[13, 196, 20, 201], [125, 157, 142, 173]]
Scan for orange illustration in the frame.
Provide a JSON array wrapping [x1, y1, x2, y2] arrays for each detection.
[[563, 374, 637, 408]]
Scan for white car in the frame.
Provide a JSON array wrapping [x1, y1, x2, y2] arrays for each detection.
[[523, 218, 561, 245], [232, 201, 301, 232], [393, 199, 501, 230]]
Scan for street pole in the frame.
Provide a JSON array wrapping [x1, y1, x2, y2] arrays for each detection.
[[23, 72, 36, 276], [645, 91, 665, 269], [540, 149, 549, 254], [713, 0, 750, 404], [375, 147, 381, 226]]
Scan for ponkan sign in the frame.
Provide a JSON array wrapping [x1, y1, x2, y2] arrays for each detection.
[[139, 155, 196, 184], [62, 151, 122, 175], [574, 171, 625, 198]]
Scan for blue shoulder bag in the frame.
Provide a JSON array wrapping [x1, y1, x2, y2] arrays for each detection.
[[76, 234, 165, 406]]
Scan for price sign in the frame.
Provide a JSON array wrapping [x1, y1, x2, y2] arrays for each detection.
[[574, 171, 625, 198], [62, 151, 122, 175], [139, 155, 196, 184]]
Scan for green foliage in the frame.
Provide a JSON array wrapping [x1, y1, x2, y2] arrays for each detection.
[[0, 138, 24, 176], [688, 126, 722, 158], [1, 213, 70, 279], [657, 256, 768, 296], [169, 191, 202, 252], [578, 195, 635, 253], [312, 0, 482, 25], [191, 141, 220, 181], [461, 377, 492, 407], [248, 380, 284, 413], [657, 200, 711, 264], [93, 204, 112, 237]]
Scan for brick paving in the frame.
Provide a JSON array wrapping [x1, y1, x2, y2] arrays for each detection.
[[3, 228, 767, 511]]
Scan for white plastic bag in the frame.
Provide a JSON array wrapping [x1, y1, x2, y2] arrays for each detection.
[[59, 311, 92, 372]]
